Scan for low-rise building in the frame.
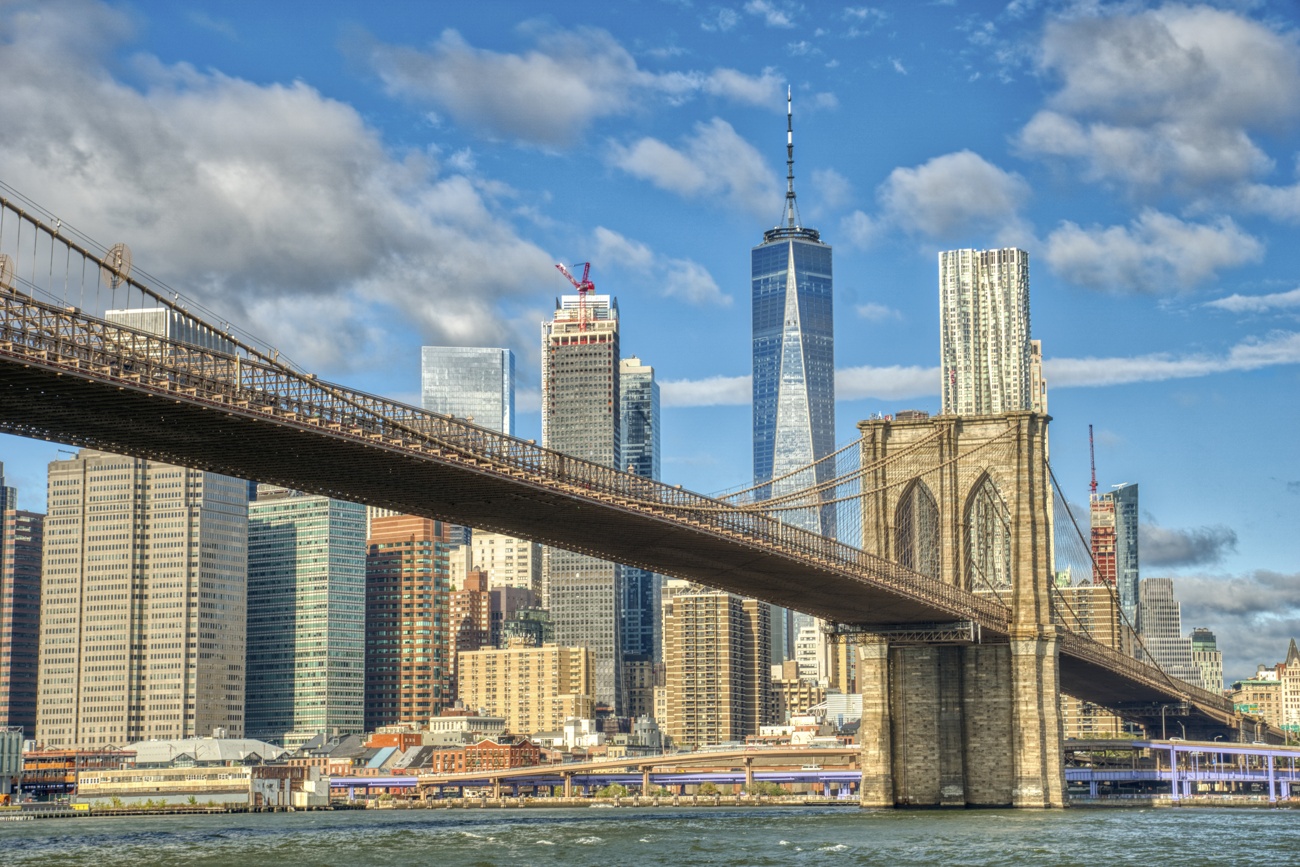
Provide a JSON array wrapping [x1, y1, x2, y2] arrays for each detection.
[[75, 765, 328, 808]]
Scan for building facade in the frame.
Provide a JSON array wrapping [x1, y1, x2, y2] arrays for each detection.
[[661, 580, 771, 748], [0, 469, 43, 737], [420, 347, 515, 434], [470, 532, 541, 597], [364, 515, 452, 731], [938, 248, 1032, 416], [1190, 627, 1224, 695], [1090, 483, 1139, 628], [456, 643, 594, 735], [541, 291, 624, 710], [246, 487, 366, 747], [619, 356, 663, 664], [1055, 581, 1131, 738], [36, 451, 248, 747]]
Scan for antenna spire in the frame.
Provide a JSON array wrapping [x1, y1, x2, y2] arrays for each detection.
[[785, 85, 799, 229]]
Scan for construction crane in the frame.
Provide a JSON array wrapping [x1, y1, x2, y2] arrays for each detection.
[[555, 262, 595, 331], [1088, 424, 1098, 500]]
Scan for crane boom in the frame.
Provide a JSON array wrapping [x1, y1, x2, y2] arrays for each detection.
[[555, 262, 596, 331], [1088, 424, 1098, 500]]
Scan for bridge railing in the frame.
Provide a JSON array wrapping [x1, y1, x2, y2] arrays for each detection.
[[1058, 631, 1235, 716], [0, 288, 1013, 631]]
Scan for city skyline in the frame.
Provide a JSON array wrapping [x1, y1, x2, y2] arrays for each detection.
[[0, 0, 1295, 680]]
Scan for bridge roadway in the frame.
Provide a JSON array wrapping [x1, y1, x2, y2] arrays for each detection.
[[0, 290, 1246, 728]]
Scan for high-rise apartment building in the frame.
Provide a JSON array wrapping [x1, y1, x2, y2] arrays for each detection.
[[619, 356, 663, 663], [1090, 484, 1139, 629], [939, 248, 1031, 416], [542, 290, 623, 710], [471, 532, 541, 597], [246, 487, 366, 747], [457, 643, 594, 735], [1190, 627, 1224, 695], [661, 580, 771, 749], [752, 91, 835, 664], [365, 515, 452, 731], [449, 570, 492, 698], [0, 465, 43, 737], [1137, 578, 1200, 685], [36, 451, 248, 747]]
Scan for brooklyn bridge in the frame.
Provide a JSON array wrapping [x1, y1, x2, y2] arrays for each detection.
[[0, 187, 1275, 808]]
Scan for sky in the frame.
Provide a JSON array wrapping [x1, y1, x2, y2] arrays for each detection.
[[0, 0, 1296, 680]]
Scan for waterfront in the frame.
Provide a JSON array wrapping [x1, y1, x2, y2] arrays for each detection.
[[6, 806, 1299, 865]]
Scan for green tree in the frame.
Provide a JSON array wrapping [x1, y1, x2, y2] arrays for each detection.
[[596, 783, 629, 798], [698, 782, 720, 796]]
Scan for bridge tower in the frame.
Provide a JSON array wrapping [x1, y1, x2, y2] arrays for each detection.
[[853, 410, 1065, 808]]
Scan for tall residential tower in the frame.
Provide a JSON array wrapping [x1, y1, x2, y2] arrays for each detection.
[[542, 290, 624, 710], [620, 356, 662, 663]]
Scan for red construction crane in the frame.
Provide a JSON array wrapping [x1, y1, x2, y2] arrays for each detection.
[[555, 262, 595, 331], [1088, 424, 1098, 500]]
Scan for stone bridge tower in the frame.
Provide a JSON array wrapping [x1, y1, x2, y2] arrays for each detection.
[[853, 411, 1065, 808]]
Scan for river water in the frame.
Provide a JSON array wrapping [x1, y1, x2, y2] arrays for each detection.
[[6, 805, 1296, 865]]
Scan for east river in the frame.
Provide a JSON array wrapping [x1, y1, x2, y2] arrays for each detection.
[[7, 805, 1297, 865]]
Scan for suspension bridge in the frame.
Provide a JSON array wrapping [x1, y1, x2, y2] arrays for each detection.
[[0, 185, 1275, 806]]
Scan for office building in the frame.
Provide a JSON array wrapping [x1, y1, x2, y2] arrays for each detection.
[[1137, 578, 1200, 684], [0, 466, 42, 737], [246, 487, 366, 747], [365, 515, 452, 731], [661, 580, 771, 748], [1190, 627, 1224, 695], [1090, 483, 1139, 629], [457, 643, 594, 735], [105, 307, 235, 354], [542, 290, 624, 709], [500, 608, 553, 649], [489, 586, 539, 648], [36, 451, 248, 747], [619, 356, 663, 663], [1055, 580, 1131, 738], [939, 248, 1031, 416], [752, 91, 835, 663]]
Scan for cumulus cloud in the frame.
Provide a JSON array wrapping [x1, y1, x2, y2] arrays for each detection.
[[1043, 210, 1263, 293], [745, 0, 796, 29], [592, 226, 730, 306], [811, 168, 852, 212], [0, 1, 553, 369], [1204, 286, 1300, 314], [1018, 5, 1300, 192], [878, 150, 1030, 238], [1175, 571, 1300, 682], [854, 302, 902, 322], [609, 118, 781, 217], [662, 374, 751, 407], [1140, 523, 1238, 568], [840, 210, 884, 248], [366, 27, 782, 148], [1043, 331, 1300, 387], [837, 365, 940, 400]]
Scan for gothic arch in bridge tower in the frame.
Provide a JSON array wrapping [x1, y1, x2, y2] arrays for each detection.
[[962, 470, 1012, 595], [893, 479, 939, 581]]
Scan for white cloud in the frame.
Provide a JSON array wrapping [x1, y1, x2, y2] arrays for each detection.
[[662, 374, 751, 407], [366, 27, 783, 148], [592, 227, 730, 307], [1043, 209, 1263, 292], [1204, 287, 1300, 314], [1043, 331, 1300, 387], [836, 365, 939, 400], [745, 0, 796, 29], [878, 150, 1030, 238], [840, 210, 884, 248], [1018, 5, 1300, 192], [609, 118, 781, 218], [0, 2, 553, 370], [1175, 570, 1300, 682], [811, 168, 852, 212], [854, 302, 901, 322], [702, 8, 741, 32]]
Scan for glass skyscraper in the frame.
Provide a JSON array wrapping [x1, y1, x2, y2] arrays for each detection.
[[619, 357, 662, 662], [420, 346, 515, 435], [752, 90, 835, 661], [246, 487, 367, 747]]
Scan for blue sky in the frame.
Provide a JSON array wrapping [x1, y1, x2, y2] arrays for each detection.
[[0, 0, 1296, 678]]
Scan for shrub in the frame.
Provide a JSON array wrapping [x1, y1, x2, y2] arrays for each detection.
[[596, 783, 629, 798], [698, 783, 720, 796]]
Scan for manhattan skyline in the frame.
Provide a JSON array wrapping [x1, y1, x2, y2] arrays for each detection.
[[0, 0, 1296, 679]]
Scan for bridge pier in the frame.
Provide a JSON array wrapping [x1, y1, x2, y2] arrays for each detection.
[[857, 636, 1065, 808]]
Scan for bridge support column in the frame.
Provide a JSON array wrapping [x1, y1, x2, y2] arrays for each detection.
[[1008, 631, 1066, 807], [642, 769, 651, 794], [563, 773, 573, 798], [744, 758, 754, 790], [857, 637, 893, 807]]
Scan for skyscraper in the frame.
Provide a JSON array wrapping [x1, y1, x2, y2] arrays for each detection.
[[939, 248, 1032, 416], [752, 90, 835, 662], [541, 290, 623, 710], [0, 466, 42, 738], [365, 515, 452, 731], [1137, 578, 1199, 684], [36, 451, 248, 747], [246, 487, 366, 747], [420, 347, 515, 434], [1190, 627, 1224, 695], [619, 356, 662, 663], [1090, 483, 1140, 628]]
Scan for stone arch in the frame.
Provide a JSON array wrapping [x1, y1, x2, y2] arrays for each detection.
[[894, 479, 940, 580], [963, 470, 1011, 595]]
